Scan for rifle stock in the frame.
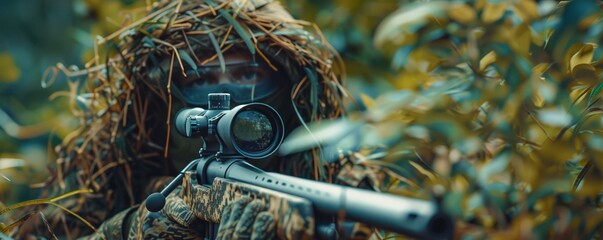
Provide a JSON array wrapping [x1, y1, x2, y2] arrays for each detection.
[[181, 157, 453, 240]]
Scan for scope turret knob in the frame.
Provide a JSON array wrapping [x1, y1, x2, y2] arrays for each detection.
[[186, 116, 204, 137], [208, 93, 230, 110]]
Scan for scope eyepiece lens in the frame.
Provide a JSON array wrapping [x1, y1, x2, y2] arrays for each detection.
[[232, 110, 275, 153]]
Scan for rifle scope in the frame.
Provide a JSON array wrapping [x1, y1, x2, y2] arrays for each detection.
[[174, 93, 285, 159], [145, 93, 285, 212]]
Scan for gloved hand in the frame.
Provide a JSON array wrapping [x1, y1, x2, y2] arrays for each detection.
[[85, 186, 202, 240], [127, 186, 202, 239], [182, 174, 314, 240], [212, 196, 373, 240], [215, 196, 276, 240]]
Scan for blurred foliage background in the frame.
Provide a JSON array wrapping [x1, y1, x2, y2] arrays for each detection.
[[2, 0, 603, 238], [0, 0, 143, 205]]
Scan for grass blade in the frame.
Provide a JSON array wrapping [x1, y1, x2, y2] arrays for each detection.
[[207, 0, 255, 56], [572, 160, 592, 192], [178, 49, 198, 71], [0, 189, 102, 238], [304, 67, 319, 120], [204, 25, 225, 72]]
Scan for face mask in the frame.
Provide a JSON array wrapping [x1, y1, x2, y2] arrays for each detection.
[[174, 62, 285, 107]]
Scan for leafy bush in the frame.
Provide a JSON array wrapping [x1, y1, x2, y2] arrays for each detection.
[[363, 0, 603, 238]]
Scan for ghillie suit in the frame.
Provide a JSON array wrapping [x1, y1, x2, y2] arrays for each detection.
[[17, 0, 375, 238]]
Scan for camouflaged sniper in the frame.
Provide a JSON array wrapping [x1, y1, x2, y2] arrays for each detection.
[[21, 0, 353, 238]]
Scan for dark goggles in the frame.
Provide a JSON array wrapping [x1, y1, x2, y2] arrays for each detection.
[[174, 62, 283, 106]]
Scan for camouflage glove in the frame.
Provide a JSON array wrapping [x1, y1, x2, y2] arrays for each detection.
[[85, 186, 201, 240], [126, 186, 203, 239], [215, 196, 276, 240]]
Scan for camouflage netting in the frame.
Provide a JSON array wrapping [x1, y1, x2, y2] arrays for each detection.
[[35, 0, 348, 236]]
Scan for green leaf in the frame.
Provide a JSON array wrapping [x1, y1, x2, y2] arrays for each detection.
[[178, 50, 197, 71], [466, 192, 484, 211], [392, 46, 414, 70], [505, 63, 521, 90], [451, 161, 477, 181], [491, 43, 512, 58], [204, 25, 225, 72], [142, 36, 156, 49], [304, 67, 319, 119], [213, 4, 255, 56], [443, 191, 465, 218], [515, 56, 532, 78], [526, 180, 571, 208], [477, 148, 510, 185]]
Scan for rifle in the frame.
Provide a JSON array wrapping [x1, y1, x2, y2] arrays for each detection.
[[145, 93, 454, 239]]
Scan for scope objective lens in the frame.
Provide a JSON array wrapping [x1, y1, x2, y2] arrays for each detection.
[[232, 110, 274, 153]]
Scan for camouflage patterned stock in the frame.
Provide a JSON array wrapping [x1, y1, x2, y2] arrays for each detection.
[[182, 172, 315, 240]]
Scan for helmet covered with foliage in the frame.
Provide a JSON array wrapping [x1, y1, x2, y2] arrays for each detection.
[[38, 0, 347, 235]]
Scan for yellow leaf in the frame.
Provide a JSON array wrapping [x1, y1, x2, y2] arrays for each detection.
[[482, 3, 507, 23], [571, 64, 597, 85], [392, 70, 431, 90], [570, 44, 595, 71], [532, 63, 552, 76], [479, 51, 497, 71], [409, 161, 437, 182], [562, 44, 585, 74], [537, 139, 576, 164], [511, 0, 539, 22], [579, 14, 600, 29], [509, 24, 531, 57], [448, 3, 476, 24], [532, 91, 544, 107], [408, 47, 441, 72], [475, 0, 487, 10], [502, 93, 522, 120], [451, 175, 470, 192], [530, 64, 555, 107], [0, 53, 21, 83], [359, 93, 375, 109], [569, 85, 590, 103]]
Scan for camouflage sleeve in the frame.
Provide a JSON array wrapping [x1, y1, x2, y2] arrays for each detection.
[[78, 206, 138, 240]]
